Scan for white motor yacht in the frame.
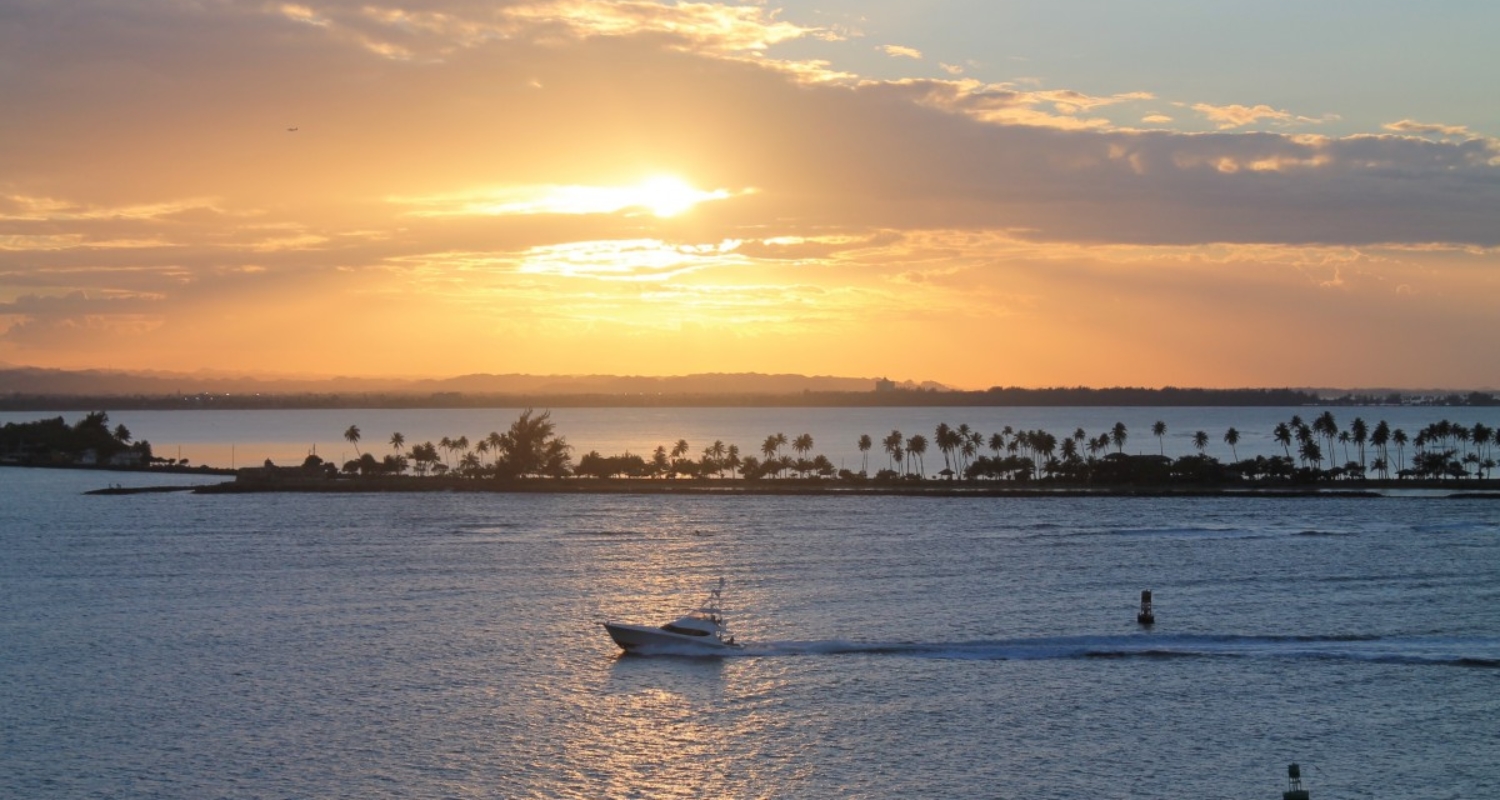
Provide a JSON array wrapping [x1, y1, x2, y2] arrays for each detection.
[[602, 578, 743, 653]]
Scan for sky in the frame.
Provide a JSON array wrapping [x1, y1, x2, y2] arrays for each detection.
[[2, 0, 1498, 390]]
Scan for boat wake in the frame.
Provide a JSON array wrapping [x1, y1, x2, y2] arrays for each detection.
[[720, 633, 1500, 668]]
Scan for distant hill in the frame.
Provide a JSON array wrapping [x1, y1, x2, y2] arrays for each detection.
[[0, 366, 941, 397]]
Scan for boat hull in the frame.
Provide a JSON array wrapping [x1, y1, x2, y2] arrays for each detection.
[[602, 622, 740, 652]]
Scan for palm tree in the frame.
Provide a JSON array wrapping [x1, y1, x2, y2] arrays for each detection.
[[726, 444, 741, 478], [343, 424, 363, 457], [1393, 429, 1409, 473], [486, 431, 505, 468], [1350, 417, 1369, 471], [793, 433, 814, 461], [1192, 430, 1209, 455], [988, 432, 1006, 459], [1371, 420, 1391, 478], [1031, 430, 1057, 476], [389, 432, 405, 453], [1314, 411, 1338, 463], [1293, 423, 1314, 467], [1223, 427, 1240, 462], [761, 435, 779, 462], [955, 424, 974, 473], [1152, 421, 1167, 456], [934, 423, 954, 474], [1273, 422, 1293, 458], [671, 439, 690, 460], [882, 430, 903, 472], [1299, 438, 1323, 469], [857, 434, 873, 474], [1110, 422, 1128, 454], [710, 440, 728, 478], [906, 434, 928, 478]]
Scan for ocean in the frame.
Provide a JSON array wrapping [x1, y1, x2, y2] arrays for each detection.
[[2, 449, 1497, 798]]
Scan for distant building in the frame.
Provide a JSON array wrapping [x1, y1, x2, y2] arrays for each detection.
[[874, 377, 896, 392]]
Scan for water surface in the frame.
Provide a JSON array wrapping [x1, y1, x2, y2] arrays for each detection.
[[2, 468, 1497, 798]]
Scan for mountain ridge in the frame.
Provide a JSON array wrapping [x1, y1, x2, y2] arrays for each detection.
[[0, 366, 944, 397]]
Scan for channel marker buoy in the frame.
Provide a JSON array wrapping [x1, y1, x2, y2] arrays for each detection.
[[1137, 589, 1154, 625], [1282, 762, 1310, 800]]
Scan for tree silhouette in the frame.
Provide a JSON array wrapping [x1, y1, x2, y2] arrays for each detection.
[[857, 434, 872, 474], [1350, 417, 1369, 471], [1152, 421, 1167, 455], [1371, 421, 1391, 478], [1274, 422, 1293, 458], [344, 424, 362, 457], [792, 433, 815, 477], [1110, 422, 1128, 454], [389, 432, 405, 453], [710, 440, 728, 478], [492, 408, 570, 478], [1223, 427, 1240, 462], [906, 434, 928, 478], [882, 430, 903, 472]]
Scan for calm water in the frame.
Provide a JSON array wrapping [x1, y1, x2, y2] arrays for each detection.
[[3, 405, 1493, 471], [2, 465, 1497, 799]]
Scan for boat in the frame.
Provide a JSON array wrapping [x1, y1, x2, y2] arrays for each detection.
[[602, 578, 743, 653]]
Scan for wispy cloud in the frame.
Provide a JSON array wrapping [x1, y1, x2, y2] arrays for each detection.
[[880, 44, 922, 60], [1188, 102, 1329, 130], [1383, 119, 1476, 138]]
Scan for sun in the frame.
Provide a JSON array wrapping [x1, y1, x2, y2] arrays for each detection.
[[633, 176, 717, 218]]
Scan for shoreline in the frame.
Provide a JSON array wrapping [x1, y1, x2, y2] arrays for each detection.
[[185, 474, 1500, 499]]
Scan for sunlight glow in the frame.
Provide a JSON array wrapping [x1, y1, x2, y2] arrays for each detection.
[[516, 238, 746, 280], [392, 177, 733, 218]]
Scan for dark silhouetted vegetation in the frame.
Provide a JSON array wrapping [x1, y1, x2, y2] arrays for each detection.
[[1, 412, 160, 467]]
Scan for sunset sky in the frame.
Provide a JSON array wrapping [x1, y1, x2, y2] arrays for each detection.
[[3, 1, 1497, 389]]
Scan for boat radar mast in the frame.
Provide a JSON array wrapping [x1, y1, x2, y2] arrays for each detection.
[[1282, 763, 1310, 800]]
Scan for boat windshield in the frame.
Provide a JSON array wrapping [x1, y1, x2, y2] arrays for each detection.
[[661, 622, 712, 637]]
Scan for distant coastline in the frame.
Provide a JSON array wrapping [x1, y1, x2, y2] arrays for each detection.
[[3, 365, 1497, 412], [6, 386, 1498, 413]]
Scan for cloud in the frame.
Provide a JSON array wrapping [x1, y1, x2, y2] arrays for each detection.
[[1190, 103, 1288, 129], [880, 44, 922, 60], [855, 78, 1153, 130], [1382, 119, 1475, 138]]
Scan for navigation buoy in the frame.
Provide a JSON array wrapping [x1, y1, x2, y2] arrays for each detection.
[[1137, 589, 1154, 625], [1282, 763, 1310, 800]]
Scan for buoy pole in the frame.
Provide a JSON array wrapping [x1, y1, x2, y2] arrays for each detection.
[[1137, 589, 1154, 625]]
